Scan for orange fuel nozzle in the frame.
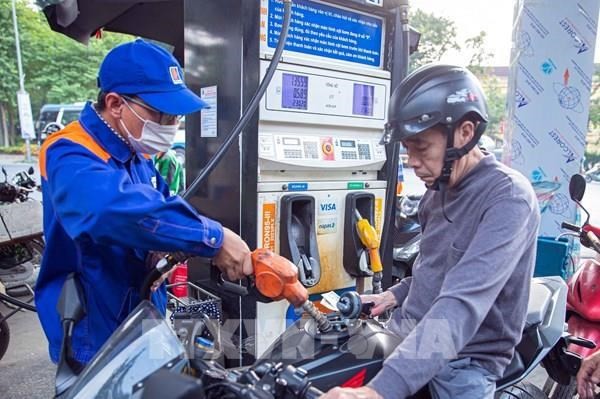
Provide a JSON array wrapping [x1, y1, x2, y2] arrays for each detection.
[[251, 248, 308, 307]]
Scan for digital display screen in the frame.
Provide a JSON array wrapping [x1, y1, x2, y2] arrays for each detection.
[[283, 137, 300, 146], [340, 140, 356, 148], [353, 84, 374, 116], [267, 0, 384, 68], [282, 73, 308, 110]]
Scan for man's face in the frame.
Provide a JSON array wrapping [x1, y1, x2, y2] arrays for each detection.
[[120, 96, 180, 139], [401, 128, 447, 187]]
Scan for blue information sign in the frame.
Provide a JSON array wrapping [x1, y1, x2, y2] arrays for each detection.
[[288, 182, 309, 191], [267, 0, 384, 67]]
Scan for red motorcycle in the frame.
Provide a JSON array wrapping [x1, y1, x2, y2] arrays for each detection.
[[550, 174, 600, 397]]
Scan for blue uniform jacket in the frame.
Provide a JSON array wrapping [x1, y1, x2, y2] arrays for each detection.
[[35, 102, 223, 364]]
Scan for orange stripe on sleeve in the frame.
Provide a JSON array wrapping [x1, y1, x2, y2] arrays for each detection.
[[40, 122, 111, 179]]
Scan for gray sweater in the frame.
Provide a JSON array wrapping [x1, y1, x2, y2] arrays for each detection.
[[369, 154, 540, 398]]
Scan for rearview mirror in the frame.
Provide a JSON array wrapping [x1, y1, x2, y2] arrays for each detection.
[[57, 273, 85, 323], [569, 174, 586, 202], [27, 167, 34, 175], [55, 273, 86, 396]]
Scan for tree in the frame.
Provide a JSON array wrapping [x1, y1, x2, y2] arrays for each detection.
[[462, 31, 506, 141], [0, 1, 131, 145], [587, 67, 600, 129], [464, 31, 493, 75], [409, 12, 506, 142], [408, 9, 461, 71]]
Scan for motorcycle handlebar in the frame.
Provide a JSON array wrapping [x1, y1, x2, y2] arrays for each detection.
[[304, 386, 324, 399], [561, 222, 580, 232], [586, 230, 600, 254], [583, 224, 600, 239]]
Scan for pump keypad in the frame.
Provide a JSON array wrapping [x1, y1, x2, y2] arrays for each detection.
[[284, 149, 303, 159], [358, 144, 371, 160], [265, 134, 385, 164], [303, 142, 319, 159], [341, 151, 358, 160]]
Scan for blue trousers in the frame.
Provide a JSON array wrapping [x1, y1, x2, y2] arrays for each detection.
[[428, 357, 496, 399]]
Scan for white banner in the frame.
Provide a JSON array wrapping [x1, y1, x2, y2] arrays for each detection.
[[16, 90, 35, 140], [504, 0, 600, 237]]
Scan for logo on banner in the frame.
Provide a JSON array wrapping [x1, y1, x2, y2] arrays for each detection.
[[548, 129, 577, 163], [515, 90, 529, 108], [559, 18, 590, 54], [531, 168, 544, 182], [541, 59, 556, 75]]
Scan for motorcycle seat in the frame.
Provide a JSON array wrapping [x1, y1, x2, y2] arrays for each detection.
[[525, 282, 552, 328]]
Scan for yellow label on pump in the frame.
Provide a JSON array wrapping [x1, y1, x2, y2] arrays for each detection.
[[262, 203, 276, 251], [375, 198, 383, 236]]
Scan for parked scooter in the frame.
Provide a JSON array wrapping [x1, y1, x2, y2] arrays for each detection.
[[0, 166, 44, 297], [51, 248, 589, 399], [40, 121, 64, 141], [393, 194, 421, 283], [584, 163, 600, 183], [0, 166, 41, 361], [544, 173, 600, 397], [0, 279, 37, 362]]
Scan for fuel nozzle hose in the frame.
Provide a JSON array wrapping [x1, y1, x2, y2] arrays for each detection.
[[302, 301, 331, 333], [252, 249, 331, 333], [354, 209, 383, 294], [144, 248, 333, 332]]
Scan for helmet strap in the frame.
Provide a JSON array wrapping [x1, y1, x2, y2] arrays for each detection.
[[429, 121, 487, 223]]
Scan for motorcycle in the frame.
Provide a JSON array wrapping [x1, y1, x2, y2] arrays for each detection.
[[393, 194, 421, 284], [51, 248, 590, 399], [545, 173, 600, 398], [40, 121, 65, 141], [0, 166, 42, 361], [0, 166, 44, 297], [584, 164, 600, 183]]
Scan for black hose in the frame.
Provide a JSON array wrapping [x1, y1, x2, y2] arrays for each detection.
[[148, 1, 294, 292], [140, 268, 163, 301], [182, 0, 293, 200], [380, 3, 411, 290], [0, 292, 36, 312]]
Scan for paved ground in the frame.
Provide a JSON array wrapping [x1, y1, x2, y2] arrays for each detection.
[[0, 299, 54, 398], [0, 154, 53, 398]]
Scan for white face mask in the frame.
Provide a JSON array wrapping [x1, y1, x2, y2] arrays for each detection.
[[119, 100, 178, 155]]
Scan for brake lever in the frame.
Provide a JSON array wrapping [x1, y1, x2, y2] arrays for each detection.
[[362, 301, 375, 317], [216, 273, 250, 296], [566, 335, 596, 349]]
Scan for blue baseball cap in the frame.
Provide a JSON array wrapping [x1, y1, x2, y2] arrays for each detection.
[[97, 39, 207, 115]]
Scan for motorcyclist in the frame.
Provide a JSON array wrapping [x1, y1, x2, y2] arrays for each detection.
[[322, 64, 540, 399]]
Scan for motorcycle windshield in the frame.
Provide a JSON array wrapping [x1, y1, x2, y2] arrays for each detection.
[[66, 301, 186, 399]]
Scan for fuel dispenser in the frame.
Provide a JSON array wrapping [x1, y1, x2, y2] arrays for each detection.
[[183, 0, 416, 365]]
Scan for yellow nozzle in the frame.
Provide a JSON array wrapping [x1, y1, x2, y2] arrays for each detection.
[[355, 215, 383, 273]]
